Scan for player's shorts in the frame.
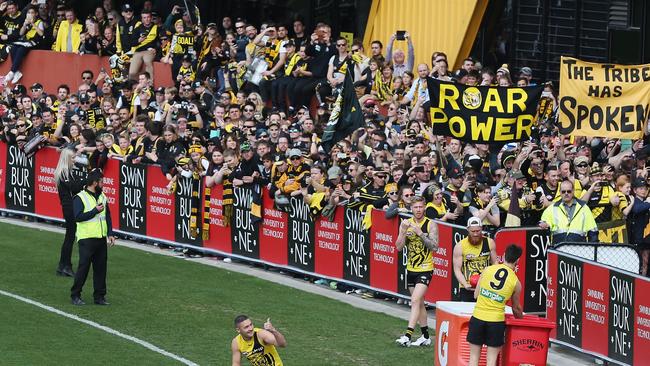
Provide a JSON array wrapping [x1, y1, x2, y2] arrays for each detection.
[[466, 316, 506, 347], [406, 270, 433, 288]]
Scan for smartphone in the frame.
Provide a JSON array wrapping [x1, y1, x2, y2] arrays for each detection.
[[396, 31, 406, 41], [37, 0, 46, 4]]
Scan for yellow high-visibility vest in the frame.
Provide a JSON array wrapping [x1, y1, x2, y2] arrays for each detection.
[[76, 190, 108, 240], [541, 199, 597, 239]]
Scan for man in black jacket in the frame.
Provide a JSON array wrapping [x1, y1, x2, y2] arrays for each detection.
[[292, 24, 335, 110], [70, 169, 115, 306]]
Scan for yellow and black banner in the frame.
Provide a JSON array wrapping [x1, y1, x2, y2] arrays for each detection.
[[558, 56, 650, 139], [428, 79, 543, 143], [597, 219, 627, 244]]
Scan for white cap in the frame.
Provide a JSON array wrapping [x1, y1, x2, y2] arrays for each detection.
[[467, 217, 482, 228]]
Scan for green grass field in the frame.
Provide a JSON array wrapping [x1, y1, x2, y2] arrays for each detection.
[[0, 221, 433, 365]]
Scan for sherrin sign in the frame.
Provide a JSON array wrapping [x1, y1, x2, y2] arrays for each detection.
[[428, 78, 543, 143], [559, 56, 650, 139]]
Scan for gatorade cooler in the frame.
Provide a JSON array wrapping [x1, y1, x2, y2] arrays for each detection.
[[434, 301, 512, 366], [501, 315, 555, 366]]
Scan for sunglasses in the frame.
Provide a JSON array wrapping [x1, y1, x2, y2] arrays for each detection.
[[67, 101, 78, 104], [80, 101, 90, 105], [577, 163, 588, 168], [82, 76, 92, 80], [259, 134, 269, 138], [388, 191, 398, 196], [108, 17, 115, 21], [290, 156, 302, 160], [243, 108, 254, 112], [375, 175, 387, 179], [351, 48, 359, 53], [16, 124, 26, 127], [236, 25, 245, 29], [561, 190, 573, 194], [403, 193, 414, 197], [336, 43, 346, 47]]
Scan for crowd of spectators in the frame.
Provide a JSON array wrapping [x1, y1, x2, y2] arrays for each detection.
[[0, 1, 649, 274]]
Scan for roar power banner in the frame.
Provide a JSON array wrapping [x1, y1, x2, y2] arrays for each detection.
[[428, 78, 543, 143], [559, 56, 650, 139], [0, 144, 622, 314], [547, 250, 649, 366]]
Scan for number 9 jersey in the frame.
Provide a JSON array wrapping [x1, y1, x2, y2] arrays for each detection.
[[473, 264, 519, 322]]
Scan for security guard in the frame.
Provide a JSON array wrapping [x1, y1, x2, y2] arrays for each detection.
[[467, 244, 524, 366], [453, 217, 497, 302], [539, 180, 598, 245], [70, 169, 115, 306]]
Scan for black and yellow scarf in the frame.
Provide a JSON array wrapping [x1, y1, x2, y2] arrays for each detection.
[[373, 72, 393, 101]]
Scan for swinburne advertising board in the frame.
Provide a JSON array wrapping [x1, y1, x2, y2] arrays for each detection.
[[547, 249, 648, 365]]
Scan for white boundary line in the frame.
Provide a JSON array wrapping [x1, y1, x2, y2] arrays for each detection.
[[0, 289, 199, 366]]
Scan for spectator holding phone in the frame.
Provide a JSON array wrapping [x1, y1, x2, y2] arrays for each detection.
[[386, 31, 414, 78]]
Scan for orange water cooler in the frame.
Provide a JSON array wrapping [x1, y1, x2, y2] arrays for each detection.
[[434, 301, 512, 366]]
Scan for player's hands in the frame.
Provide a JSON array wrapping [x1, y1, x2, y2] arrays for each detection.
[[107, 236, 116, 247], [264, 318, 276, 332]]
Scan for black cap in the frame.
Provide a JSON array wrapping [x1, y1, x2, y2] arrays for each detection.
[[632, 178, 647, 189], [207, 23, 217, 29], [79, 94, 90, 103], [12, 84, 26, 95], [30, 82, 43, 90], [182, 54, 192, 62], [448, 166, 463, 179], [121, 4, 133, 12], [155, 86, 165, 94], [192, 81, 203, 89]]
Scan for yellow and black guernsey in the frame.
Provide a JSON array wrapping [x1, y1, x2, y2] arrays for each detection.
[[459, 236, 491, 285], [236, 328, 283, 366], [473, 264, 518, 322], [584, 185, 615, 223], [405, 217, 434, 272]]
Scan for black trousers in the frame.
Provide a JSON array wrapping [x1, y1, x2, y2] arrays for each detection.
[[271, 76, 294, 112], [291, 77, 324, 109], [58, 205, 76, 269], [71, 237, 108, 300]]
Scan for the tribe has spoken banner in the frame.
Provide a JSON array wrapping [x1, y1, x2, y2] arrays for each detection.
[[231, 186, 260, 258], [558, 56, 650, 139], [119, 162, 147, 235], [287, 196, 315, 272], [494, 228, 551, 313], [175, 176, 202, 245], [428, 78, 543, 143], [343, 207, 371, 285], [547, 250, 649, 366], [5, 144, 35, 213]]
